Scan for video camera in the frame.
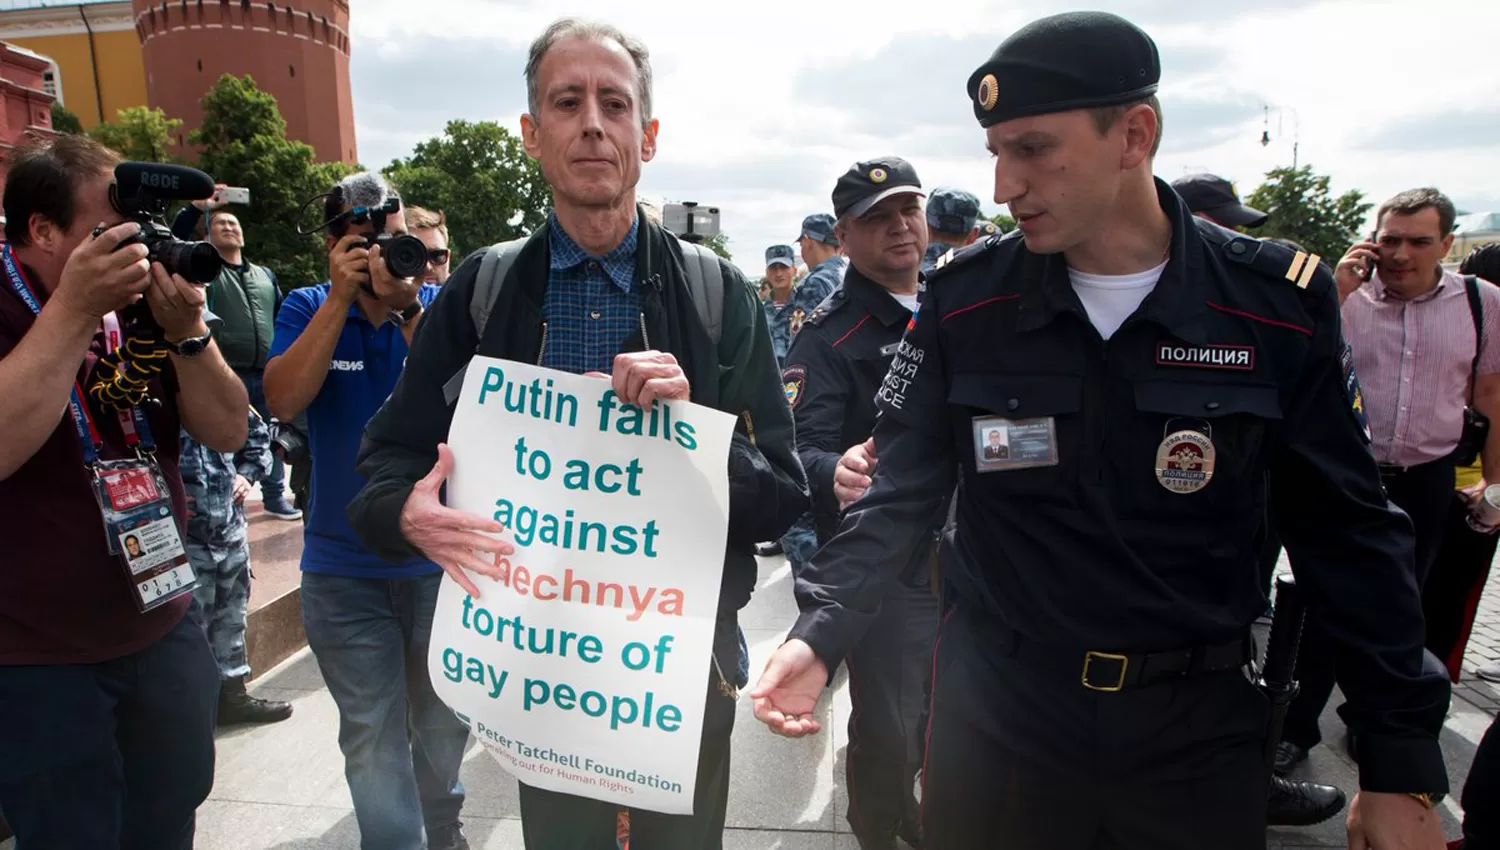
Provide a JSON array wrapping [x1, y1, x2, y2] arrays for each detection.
[[98, 161, 225, 285]]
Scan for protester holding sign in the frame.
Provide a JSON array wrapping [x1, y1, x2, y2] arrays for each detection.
[[348, 16, 807, 850]]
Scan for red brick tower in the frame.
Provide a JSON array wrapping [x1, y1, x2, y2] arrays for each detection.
[[131, 0, 356, 164]]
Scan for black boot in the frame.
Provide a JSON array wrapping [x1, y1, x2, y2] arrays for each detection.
[[217, 675, 293, 726], [754, 540, 784, 557], [1266, 775, 1346, 826]]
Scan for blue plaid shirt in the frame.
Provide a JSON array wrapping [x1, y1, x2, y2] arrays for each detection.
[[541, 214, 642, 375]]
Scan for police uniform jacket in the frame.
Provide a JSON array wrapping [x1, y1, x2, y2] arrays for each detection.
[[789, 178, 1450, 792], [782, 266, 938, 547]]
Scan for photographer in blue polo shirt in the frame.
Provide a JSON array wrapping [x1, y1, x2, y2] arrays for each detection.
[[264, 171, 471, 850]]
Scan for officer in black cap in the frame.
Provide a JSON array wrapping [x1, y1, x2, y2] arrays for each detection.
[[751, 11, 1450, 850], [1173, 173, 1270, 229], [781, 156, 942, 850]]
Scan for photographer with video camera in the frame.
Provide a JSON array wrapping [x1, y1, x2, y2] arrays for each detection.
[[0, 135, 248, 847], [263, 171, 467, 850]]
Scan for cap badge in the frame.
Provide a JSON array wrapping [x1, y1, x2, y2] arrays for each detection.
[[869, 167, 888, 184], [977, 74, 999, 111]]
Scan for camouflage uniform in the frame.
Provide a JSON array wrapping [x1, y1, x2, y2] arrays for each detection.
[[180, 410, 273, 681], [764, 243, 840, 365], [921, 186, 983, 274]]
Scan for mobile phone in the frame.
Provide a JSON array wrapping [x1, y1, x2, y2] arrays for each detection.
[[218, 187, 250, 205], [662, 203, 720, 239], [1360, 230, 1377, 280]]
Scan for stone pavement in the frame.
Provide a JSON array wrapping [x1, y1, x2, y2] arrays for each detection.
[[3, 551, 1496, 849]]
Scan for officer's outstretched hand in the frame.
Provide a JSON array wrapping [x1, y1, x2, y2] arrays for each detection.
[[749, 639, 828, 738], [1345, 791, 1445, 850], [400, 442, 514, 598]]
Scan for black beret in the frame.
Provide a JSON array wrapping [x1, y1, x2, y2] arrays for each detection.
[[967, 11, 1160, 127]]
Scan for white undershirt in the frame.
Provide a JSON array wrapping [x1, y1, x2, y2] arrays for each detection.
[[892, 292, 920, 312], [1068, 259, 1167, 340]]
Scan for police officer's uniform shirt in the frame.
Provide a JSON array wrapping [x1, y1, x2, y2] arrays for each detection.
[[790, 178, 1450, 792], [782, 267, 919, 542], [1069, 260, 1165, 340]]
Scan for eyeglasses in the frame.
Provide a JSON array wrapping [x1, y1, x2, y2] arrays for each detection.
[[427, 248, 451, 265]]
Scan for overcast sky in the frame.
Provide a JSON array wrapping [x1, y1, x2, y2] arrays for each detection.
[[349, 0, 1500, 276]]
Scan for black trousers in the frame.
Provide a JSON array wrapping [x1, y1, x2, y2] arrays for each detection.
[[921, 609, 1268, 850], [845, 575, 941, 848], [1284, 458, 1454, 750], [1423, 492, 1499, 681], [0, 604, 219, 850], [1463, 714, 1500, 849], [517, 615, 739, 850]]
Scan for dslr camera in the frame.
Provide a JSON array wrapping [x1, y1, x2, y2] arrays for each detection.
[[311, 173, 429, 281], [346, 196, 430, 280], [98, 161, 225, 285]]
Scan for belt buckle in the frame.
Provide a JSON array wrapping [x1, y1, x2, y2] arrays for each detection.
[[1082, 651, 1129, 692]]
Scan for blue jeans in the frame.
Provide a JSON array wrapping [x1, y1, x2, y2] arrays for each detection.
[[236, 368, 288, 500], [301, 571, 470, 850], [780, 511, 818, 572], [0, 603, 218, 849]]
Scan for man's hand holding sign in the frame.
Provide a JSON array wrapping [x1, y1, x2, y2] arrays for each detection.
[[403, 352, 691, 600]]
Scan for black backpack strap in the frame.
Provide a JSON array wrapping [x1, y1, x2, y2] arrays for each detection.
[[1466, 274, 1483, 405]]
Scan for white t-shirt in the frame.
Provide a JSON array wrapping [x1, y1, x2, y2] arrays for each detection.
[[892, 292, 920, 313], [1069, 259, 1167, 340]]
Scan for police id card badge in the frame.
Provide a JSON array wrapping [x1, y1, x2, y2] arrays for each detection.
[[92, 455, 195, 613], [972, 416, 1059, 472]]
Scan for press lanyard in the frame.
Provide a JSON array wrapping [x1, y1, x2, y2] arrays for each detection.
[[1, 245, 153, 462]]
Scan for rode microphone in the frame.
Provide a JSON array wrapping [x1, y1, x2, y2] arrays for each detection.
[[111, 161, 218, 216]]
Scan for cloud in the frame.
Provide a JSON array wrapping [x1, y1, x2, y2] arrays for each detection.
[[1358, 108, 1500, 153], [351, 35, 533, 169]]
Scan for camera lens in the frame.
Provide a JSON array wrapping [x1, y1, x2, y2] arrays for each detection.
[[150, 238, 223, 284], [377, 233, 430, 279]]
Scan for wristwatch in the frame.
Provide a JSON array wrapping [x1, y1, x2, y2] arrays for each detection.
[[1407, 792, 1445, 809], [390, 300, 423, 326], [165, 331, 213, 358]]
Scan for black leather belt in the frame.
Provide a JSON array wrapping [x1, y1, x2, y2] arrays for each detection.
[[966, 611, 1252, 692]]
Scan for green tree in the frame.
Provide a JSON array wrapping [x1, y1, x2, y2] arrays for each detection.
[[701, 232, 732, 261], [89, 106, 181, 162], [988, 212, 1016, 234], [1245, 165, 1372, 262], [192, 74, 354, 289], [50, 102, 83, 135], [383, 120, 550, 258]]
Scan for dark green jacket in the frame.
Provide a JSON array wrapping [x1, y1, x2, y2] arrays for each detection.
[[207, 261, 279, 371], [348, 213, 809, 614]]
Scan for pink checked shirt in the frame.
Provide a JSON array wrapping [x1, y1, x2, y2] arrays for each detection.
[[1341, 268, 1500, 468]]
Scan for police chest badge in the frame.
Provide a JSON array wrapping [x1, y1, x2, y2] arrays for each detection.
[[789, 307, 806, 336], [1155, 427, 1216, 494]]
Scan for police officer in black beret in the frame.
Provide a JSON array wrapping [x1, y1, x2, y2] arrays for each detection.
[[751, 11, 1450, 850], [781, 156, 943, 850]]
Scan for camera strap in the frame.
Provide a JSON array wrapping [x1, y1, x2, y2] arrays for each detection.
[[2, 245, 155, 457]]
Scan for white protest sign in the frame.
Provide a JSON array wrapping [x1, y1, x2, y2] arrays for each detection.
[[430, 356, 734, 814]]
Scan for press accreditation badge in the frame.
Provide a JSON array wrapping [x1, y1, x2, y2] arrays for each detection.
[[972, 416, 1058, 472], [92, 458, 195, 612]]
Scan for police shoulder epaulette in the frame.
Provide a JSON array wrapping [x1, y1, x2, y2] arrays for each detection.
[[804, 288, 845, 327], [927, 230, 1014, 280], [1196, 219, 1327, 291]]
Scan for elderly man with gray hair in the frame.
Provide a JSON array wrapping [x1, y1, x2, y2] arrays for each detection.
[[348, 17, 807, 850]]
